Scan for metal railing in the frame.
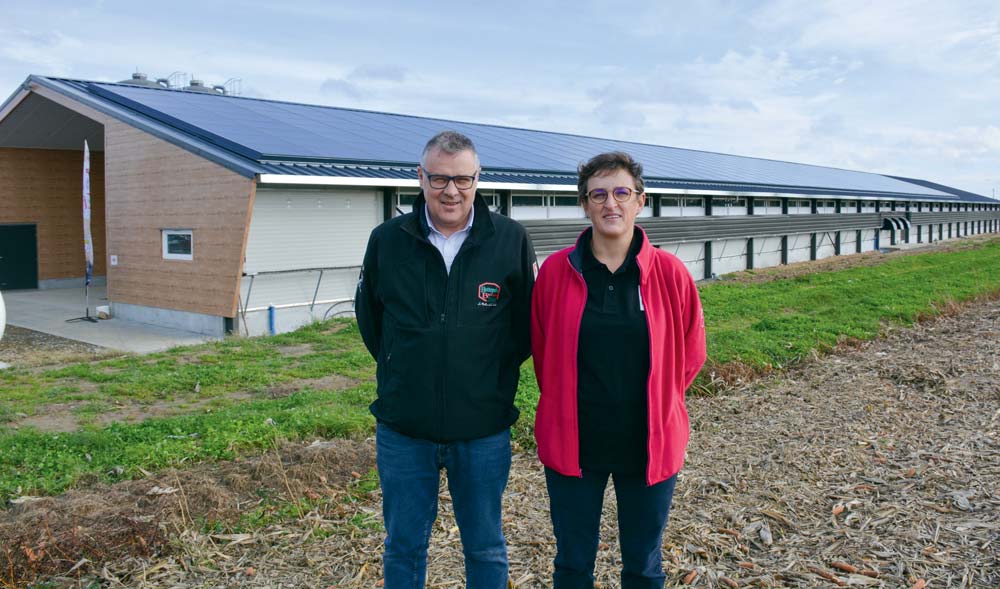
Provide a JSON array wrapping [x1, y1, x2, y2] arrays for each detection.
[[237, 265, 359, 335]]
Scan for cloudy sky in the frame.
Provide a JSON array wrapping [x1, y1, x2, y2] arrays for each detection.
[[3, 0, 999, 197]]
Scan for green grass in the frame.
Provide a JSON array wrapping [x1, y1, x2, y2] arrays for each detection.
[[0, 385, 376, 500], [700, 238, 1000, 369], [0, 319, 372, 422], [1, 238, 999, 502]]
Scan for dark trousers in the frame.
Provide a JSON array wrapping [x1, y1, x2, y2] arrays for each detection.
[[544, 467, 678, 589]]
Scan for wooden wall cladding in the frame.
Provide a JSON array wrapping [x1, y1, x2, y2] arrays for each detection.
[[104, 120, 254, 318], [0, 147, 107, 281]]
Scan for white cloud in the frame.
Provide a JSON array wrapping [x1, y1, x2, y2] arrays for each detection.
[[753, 0, 1000, 75], [348, 65, 408, 83], [0, 29, 84, 76]]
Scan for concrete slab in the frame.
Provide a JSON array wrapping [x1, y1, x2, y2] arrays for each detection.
[[2, 286, 218, 354]]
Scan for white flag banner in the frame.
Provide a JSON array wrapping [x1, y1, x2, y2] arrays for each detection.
[[82, 140, 94, 286]]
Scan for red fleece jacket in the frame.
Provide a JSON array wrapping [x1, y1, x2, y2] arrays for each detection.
[[531, 227, 707, 486]]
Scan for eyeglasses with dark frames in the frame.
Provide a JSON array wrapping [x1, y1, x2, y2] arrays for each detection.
[[586, 186, 639, 204], [424, 171, 478, 190]]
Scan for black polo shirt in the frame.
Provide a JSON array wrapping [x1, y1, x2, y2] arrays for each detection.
[[576, 230, 650, 475]]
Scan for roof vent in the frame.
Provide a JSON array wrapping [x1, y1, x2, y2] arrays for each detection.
[[183, 78, 225, 95], [118, 72, 168, 89]]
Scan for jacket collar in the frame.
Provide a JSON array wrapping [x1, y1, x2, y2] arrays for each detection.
[[569, 225, 654, 284], [402, 191, 495, 244]]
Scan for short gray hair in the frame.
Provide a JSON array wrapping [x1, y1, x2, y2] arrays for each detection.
[[421, 130, 480, 169]]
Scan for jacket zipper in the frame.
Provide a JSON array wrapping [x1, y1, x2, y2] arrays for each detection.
[[636, 257, 656, 487], [437, 251, 450, 441], [438, 238, 478, 439], [566, 254, 588, 476]]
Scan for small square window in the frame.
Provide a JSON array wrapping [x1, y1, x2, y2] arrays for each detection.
[[162, 229, 193, 261]]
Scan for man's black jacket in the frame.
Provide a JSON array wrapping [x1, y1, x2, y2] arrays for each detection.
[[355, 192, 536, 442]]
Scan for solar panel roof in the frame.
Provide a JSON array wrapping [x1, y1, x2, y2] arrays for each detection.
[[886, 176, 996, 203], [31, 76, 992, 201]]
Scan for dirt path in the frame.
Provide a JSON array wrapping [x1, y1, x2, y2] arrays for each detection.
[[20, 297, 985, 588]]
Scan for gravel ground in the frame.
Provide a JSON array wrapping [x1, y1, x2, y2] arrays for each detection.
[[0, 325, 114, 368]]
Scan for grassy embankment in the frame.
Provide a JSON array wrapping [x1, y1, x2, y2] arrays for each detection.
[[1, 237, 998, 502]]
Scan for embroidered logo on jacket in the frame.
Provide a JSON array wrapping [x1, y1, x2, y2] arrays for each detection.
[[477, 282, 501, 307]]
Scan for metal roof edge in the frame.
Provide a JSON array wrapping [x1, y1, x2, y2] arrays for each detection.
[[0, 79, 32, 124], [251, 160, 951, 199], [254, 173, 964, 201], [258, 174, 419, 188], [643, 178, 947, 200], [255, 159, 956, 201], [28, 76, 262, 178]]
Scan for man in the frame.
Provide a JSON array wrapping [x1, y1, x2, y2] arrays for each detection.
[[355, 130, 536, 588]]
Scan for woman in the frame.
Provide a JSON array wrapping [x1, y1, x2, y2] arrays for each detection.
[[531, 152, 707, 588]]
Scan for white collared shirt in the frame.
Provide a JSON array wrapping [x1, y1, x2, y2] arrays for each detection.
[[424, 205, 474, 274]]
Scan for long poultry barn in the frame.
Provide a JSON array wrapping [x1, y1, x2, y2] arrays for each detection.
[[0, 74, 997, 336]]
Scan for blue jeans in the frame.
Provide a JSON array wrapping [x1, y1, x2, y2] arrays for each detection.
[[376, 423, 511, 589], [545, 468, 678, 589]]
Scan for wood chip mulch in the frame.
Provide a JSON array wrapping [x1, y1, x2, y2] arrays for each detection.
[[5, 298, 998, 588]]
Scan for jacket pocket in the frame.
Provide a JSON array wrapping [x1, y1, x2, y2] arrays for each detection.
[[381, 258, 430, 327], [377, 324, 439, 423]]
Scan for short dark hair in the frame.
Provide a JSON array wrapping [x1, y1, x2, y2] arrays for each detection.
[[421, 130, 480, 169], [577, 151, 645, 203]]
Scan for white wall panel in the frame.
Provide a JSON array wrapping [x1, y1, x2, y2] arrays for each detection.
[[511, 206, 548, 220], [663, 242, 705, 281], [841, 231, 857, 252], [712, 238, 748, 276], [816, 232, 836, 259], [755, 236, 783, 269], [756, 200, 784, 215], [787, 233, 811, 263], [860, 229, 877, 252], [660, 197, 706, 217], [789, 200, 812, 215], [246, 188, 379, 274], [510, 194, 603, 220]]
